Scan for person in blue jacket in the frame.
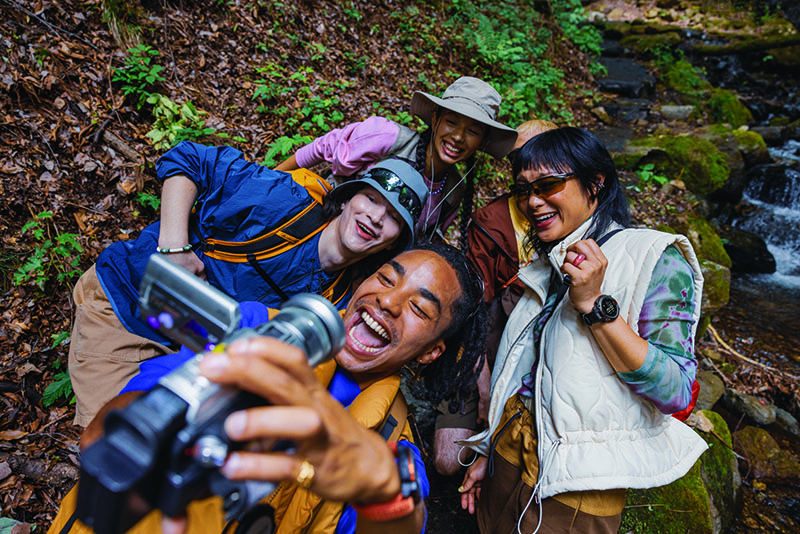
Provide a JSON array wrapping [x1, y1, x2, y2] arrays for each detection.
[[68, 141, 428, 426], [52, 242, 488, 534]]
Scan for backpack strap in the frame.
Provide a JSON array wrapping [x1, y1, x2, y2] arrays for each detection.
[[199, 169, 331, 263], [378, 389, 409, 443]]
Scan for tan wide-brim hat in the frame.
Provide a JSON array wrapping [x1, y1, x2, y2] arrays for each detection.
[[410, 76, 518, 160]]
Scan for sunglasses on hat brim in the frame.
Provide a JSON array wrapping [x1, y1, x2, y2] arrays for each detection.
[[365, 169, 422, 219], [509, 172, 576, 200]]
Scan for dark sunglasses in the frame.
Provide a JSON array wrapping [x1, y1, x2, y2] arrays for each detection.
[[366, 169, 422, 219], [509, 172, 576, 200]]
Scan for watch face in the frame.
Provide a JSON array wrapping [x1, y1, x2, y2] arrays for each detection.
[[599, 296, 619, 319]]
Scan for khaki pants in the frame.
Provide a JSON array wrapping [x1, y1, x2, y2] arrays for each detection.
[[477, 395, 624, 534], [68, 265, 172, 426]]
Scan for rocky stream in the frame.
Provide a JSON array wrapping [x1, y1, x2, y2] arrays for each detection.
[[425, 2, 800, 532]]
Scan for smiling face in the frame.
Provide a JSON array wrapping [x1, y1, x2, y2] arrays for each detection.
[[515, 166, 599, 243], [336, 250, 462, 385], [430, 110, 486, 170], [336, 185, 404, 260]]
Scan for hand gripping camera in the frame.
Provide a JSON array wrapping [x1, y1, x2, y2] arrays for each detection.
[[75, 254, 345, 534]]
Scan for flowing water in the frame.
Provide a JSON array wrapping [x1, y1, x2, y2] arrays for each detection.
[[731, 142, 800, 326]]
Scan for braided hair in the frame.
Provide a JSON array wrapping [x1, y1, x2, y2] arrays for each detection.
[[415, 110, 481, 253], [412, 241, 487, 412]]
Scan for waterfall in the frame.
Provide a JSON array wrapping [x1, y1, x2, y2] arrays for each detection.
[[733, 140, 800, 286]]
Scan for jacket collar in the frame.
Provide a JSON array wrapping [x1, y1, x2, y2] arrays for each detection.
[[518, 217, 595, 295]]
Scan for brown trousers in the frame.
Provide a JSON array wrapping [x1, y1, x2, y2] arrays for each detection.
[[477, 395, 623, 534], [68, 265, 172, 426]]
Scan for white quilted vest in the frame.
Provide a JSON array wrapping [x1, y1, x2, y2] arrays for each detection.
[[461, 219, 708, 499]]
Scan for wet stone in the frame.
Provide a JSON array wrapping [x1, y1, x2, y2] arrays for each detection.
[[597, 58, 656, 99], [660, 105, 695, 121], [774, 407, 800, 439], [721, 389, 777, 426], [695, 370, 725, 411]]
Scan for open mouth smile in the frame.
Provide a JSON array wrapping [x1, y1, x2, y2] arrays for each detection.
[[356, 221, 377, 239], [533, 212, 557, 229], [347, 310, 391, 354], [441, 140, 464, 159]]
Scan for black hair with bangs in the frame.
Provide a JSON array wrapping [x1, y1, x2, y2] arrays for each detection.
[[512, 127, 631, 253]]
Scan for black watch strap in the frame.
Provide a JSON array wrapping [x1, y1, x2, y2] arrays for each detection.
[[581, 295, 619, 326]]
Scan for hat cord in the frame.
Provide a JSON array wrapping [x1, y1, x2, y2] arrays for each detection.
[[423, 113, 483, 234]]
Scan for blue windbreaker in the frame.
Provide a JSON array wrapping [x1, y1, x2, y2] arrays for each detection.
[[95, 141, 350, 346]]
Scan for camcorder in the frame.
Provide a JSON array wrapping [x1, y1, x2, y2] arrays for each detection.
[[75, 254, 345, 534]]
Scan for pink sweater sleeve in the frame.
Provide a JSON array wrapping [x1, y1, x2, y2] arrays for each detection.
[[295, 117, 401, 176]]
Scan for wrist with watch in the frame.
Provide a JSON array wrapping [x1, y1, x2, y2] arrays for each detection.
[[351, 442, 421, 522], [580, 294, 620, 326]]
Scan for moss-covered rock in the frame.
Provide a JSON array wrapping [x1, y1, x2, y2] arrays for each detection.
[[734, 426, 800, 482], [660, 59, 713, 96], [768, 44, 800, 68], [620, 461, 712, 534], [631, 135, 730, 197], [706, 89, 753, 128], [611, 146, 651, 171], [620, 32, 682, 55], [697, 410, 741, 533], [700, 125, 768, 159], [598, 20, 632, 39], [671, 215, 731, 267], [619, 410, 740, 534], [697, 259, 731, 318]]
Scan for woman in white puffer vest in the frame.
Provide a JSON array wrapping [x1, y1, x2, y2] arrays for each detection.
[[458, 127, 707, 534]]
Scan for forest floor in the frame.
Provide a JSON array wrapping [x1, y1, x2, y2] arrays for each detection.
[[1, 0, 798, 531]]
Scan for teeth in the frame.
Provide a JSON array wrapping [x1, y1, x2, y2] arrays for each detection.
[[357, 222, 376, 237], [536, 213, 556, 222], [444, 141, 463, 154], [348, 325, 382, 353], [361, 311, 389, 340]]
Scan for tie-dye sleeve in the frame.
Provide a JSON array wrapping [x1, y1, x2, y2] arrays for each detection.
[[617, 246, 697, 414]]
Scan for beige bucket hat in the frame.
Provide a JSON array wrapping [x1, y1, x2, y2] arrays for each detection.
[[410, 76, 518, 159]]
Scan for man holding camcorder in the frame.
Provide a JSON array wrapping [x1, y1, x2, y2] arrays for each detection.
[[50, 242, 487, 534]]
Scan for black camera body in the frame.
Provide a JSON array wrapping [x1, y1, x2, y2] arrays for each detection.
[[75, 254, 345, 534]]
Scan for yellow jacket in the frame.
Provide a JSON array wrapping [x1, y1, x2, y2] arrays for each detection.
[[48, 360, 411, 534]]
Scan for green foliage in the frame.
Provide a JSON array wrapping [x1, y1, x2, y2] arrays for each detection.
[[145, 94, 216, 149], [252, 65, 350, 136], [344, 52, 370, 75], [43, 370, 75, 407], [51, 331, 70, 349], [307, 43, 327, 62], [112, 44, 166, 109], [13, 211, 83, 290], [136, 191, 161, 211], [343, 2, 363, 21], [550, 0, 604, 57], [636, 163, 669, 186], [34, 48, 50, 66], [371, 102, 419, 127], [444, 0, 603, 125], [263, 134, 313, 167]]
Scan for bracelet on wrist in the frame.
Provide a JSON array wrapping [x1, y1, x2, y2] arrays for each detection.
[[351, 442, 420, 522], [156, 244, 192, 254]]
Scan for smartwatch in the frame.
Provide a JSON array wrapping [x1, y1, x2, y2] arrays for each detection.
[[581, 295, 619, 326], [351, 442, 421, 521]]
